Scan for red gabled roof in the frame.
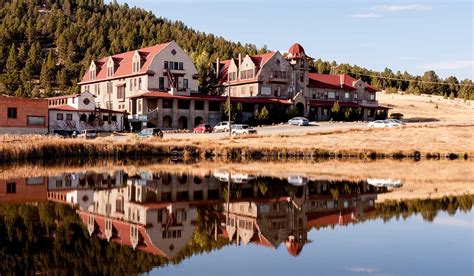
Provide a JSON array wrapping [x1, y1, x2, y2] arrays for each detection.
[[217, 52, 277, 85], [308, 73, 379, 92], [80, 42, 171, 84], [308, 73, 357, 91]]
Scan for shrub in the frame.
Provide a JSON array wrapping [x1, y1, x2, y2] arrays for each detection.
[[390, 113, 404, 119], [330, 101, 341, 120]]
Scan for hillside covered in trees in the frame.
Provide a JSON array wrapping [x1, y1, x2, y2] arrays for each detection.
[[0, 0, 472, 100]]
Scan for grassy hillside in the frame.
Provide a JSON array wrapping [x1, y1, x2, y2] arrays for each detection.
[[0, 0, 472, 100]]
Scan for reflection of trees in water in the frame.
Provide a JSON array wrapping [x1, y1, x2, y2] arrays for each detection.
[[372, 194, 473, 222], [0, 193, 472, 273], [0, 203, 167, 274]]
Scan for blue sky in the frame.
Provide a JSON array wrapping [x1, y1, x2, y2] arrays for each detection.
[[115, 0, 473, 80]]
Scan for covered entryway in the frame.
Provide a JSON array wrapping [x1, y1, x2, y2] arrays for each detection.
[[194, 116, 203, 126], [178, 116, 188, 129], [296, 102, 305, 116], [163, 115, 172, 128]]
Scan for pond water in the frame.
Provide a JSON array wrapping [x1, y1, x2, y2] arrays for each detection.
[[0, 161, 472, 275]]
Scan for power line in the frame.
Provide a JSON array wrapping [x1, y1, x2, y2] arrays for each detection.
[[335, 70, 474, 87]]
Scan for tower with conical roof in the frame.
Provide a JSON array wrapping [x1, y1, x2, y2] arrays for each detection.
[[286, 43, 314, 115]]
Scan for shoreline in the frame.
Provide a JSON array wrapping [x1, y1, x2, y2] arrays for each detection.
[[1, 124, 473, 162]]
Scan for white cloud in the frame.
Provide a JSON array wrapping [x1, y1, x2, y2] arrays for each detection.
[[425, 60, 474, 70], [372, 4, 431, 12], [351, 13, 382, 18], [433, 217, 473, 228], [345, 267, 378, 274]]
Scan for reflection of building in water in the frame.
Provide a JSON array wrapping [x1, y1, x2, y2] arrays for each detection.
[[0, 176, 48, 202], [13, 169, 389, 259], [220, 180, 381, 256]]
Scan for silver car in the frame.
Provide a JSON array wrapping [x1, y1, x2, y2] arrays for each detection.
[[213, 121, 234, 133], [288, 117, 309, 126], [231, 124, 257, 135]]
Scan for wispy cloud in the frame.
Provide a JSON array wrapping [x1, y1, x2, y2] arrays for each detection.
[[345, 267, 378, 274], [372, 4, 431, 12], [351, 13, 382, 19], [352, 3, 431, 19], [425, 60, 474, 70], [433, 217, 474, 228]]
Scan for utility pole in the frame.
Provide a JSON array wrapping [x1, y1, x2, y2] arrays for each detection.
[[227, 78, 232, 140]]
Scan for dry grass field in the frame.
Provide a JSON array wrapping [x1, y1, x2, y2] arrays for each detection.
[[378, 92, 474, 123]]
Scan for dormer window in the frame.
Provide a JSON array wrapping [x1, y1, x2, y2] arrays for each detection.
[[89, 69, 96, 80], [89, 62, 96, 80], [107, 66, 113, 77], [133, 60, 140, 73]]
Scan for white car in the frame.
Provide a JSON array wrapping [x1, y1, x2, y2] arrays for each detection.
[[77, 129, 97, 139], [367, 120, 401, 128], [288, 117, 309, 126], [231, 124, 257, 135], [386, 119, 405, 125], [213, 121, 234, 133], [367, 120, 387, 128]]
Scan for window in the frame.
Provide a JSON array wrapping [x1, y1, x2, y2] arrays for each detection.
[[177, 100, 190, 109], [27, 116, 44, 126], [107, 82, 112, 94], [249, 86, 254, 96], [6, 182, 16, 194], [164, 61, 168, 69], [66, 114, 72, 120], [179, 62, 183, 70], [103, 115, 109, 122], [57, 113, 64, 120], [194, 101, 204, 110], [354, 93, 358, 100], [209, 101, 221, 112], [96, 84, 100, 95], [183, 79, 188, 89], [328, 92, 335, 99], [138, 78, 142, 90], [117, 86, 125, 101], [162, 99, 173, 109], [108, 66, 113, 77], [7, 107, 17, 119], [129, 79, 133, 91], [174, 62, 179, 70], [80, 114, 87, 121], [159, 77, 165, 90], [133, 60, 140, 73], [345, 92, 350, 99], [111, 115, 117, 122], [370, 93, 375, 101], [134, 78, 137, 88]]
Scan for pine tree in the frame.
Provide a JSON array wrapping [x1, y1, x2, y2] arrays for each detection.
[[40, 51, 56, 89], [2, 44, 21, 94]]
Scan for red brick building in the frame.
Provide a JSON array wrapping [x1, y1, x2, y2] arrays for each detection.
[[0, 95, 49, 134]]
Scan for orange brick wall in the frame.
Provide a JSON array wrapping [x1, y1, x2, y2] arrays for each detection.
[[0, 95, 49, 133], [0, 177, 48, 203]]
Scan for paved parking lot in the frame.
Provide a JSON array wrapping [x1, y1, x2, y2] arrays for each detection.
[[163, 122, 368, 140]]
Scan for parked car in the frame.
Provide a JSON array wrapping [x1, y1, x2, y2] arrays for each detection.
[[367, 120, 401, 129], [77, 129, 97, 139], [213, 121, 234, 133], [138, 128, 164, 138], [288, 117, 309, 126], [52, 130, 78, 138], [231, 124, 257, 136], [193, 124, 212, 133], [383, 119, 402, 128], [386, 119, 405, 125]]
